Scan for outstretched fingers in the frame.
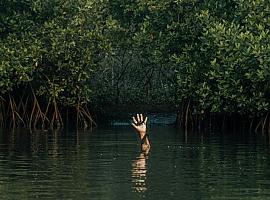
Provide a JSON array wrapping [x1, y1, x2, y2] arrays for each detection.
[[144, 116, 148, 124], [140, 114, 143, 122], [137, 114, 140, 123], [132, 116, 138, 125], [132, 123, 137, 128], [132, 114, 147, 126]]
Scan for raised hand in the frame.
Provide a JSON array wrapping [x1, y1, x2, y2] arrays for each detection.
[[132, 114, 150, 152], [132, 114, 148, 139]]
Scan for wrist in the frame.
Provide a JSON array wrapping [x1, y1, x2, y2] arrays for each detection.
[[138, 131, 146, 139]]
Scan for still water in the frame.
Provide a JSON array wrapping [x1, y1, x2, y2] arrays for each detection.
[[0, 126, 270, 200]]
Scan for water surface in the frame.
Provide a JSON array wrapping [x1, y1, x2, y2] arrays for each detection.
[[0, 126, 270, 200]]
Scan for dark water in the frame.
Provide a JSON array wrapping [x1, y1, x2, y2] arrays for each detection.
[[0, 126, 270, 200]]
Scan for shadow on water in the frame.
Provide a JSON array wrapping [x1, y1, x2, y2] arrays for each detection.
[[0, 126, 270, 199]]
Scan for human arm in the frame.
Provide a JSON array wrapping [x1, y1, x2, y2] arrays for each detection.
[[132, 114, 150, 151]]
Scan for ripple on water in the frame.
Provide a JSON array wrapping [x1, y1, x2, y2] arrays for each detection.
[[0, 127, 270, 200]]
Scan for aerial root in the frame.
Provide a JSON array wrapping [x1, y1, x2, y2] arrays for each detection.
[[76, 102, 97, 130]]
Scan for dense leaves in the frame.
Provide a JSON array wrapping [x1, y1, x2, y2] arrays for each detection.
[[197, 0, 270, 114], [1, 0, 270, 130], [0, 0, 111, 129]]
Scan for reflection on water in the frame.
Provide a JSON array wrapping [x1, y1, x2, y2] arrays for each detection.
[[132, 152, 149, 193], [0, 127, 270, 200]]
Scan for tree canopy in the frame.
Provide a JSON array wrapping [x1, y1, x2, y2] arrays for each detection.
[[1, 0, 270, 131]]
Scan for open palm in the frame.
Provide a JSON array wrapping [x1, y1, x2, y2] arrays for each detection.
[[132, 114, 148, 134]]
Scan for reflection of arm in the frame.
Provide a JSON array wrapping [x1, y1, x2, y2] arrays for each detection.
[[132, 153, 148, 193], [132, 153, 147, 175]]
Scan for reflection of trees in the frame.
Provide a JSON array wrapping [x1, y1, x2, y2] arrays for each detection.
[[132, 152, 149, 193], [194, 135, 270, 199]]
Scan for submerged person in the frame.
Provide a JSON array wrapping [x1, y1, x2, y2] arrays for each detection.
[[132, 114, 150, 153], [131, 114, 150, 192]]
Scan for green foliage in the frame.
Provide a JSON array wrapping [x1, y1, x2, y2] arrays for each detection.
[[1, 0, 270, 128], [92, 0, 270, 123], [0, 0, 113, 129], [0, 0, 111, 106], [196, 0, 270, 114]]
